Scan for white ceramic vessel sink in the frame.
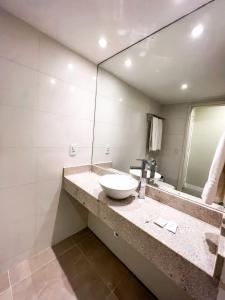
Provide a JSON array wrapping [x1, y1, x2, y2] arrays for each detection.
[[99, 174, 139, 200], [129, 169, 161, 180]]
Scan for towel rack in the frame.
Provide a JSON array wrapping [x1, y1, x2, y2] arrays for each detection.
[[147, 113, 165, 121]]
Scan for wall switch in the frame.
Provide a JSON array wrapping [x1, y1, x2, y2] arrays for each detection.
[[69, 144, 78, 156], [105, 144, 111, 155]]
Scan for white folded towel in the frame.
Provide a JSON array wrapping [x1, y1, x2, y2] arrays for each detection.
[[202, 131, 225, 205], [157, 118, 163, 150], [149, 116, 163, 151]]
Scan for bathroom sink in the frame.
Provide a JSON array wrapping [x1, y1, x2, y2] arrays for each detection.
[[99, 174, 139, 200], [129, 169, 161, 180]]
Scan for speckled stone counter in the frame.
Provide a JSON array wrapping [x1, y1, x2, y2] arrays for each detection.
[[63, 165, 223, 300]]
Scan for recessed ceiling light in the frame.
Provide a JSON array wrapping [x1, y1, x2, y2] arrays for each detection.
[[50, 78, 56, 85], [124, 58, 132, 68], [98, 37, 107, 48], [139, 51, 146, 57], [67, 63, 74, 70], [181, 83, 188, 90], [191, 24, 204, 39]]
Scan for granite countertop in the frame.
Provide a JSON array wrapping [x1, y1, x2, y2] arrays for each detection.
[[65, 171, 219, 278], [64, 166, 221, 299]]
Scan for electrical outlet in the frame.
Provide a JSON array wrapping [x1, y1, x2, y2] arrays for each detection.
[[69, 144, 78, 156], [105, 144, 110, 155]]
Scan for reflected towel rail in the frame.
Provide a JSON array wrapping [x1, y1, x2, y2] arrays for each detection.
[[147, 113, 165, 121]]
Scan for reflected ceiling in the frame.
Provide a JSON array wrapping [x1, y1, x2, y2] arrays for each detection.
[[100, 0, 225, 104], [0, 0, 211, 63]]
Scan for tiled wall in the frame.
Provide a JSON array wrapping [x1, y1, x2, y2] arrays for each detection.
[[0, 8, 96, 271], [157, 103, 189, 187], [93, 68, 161, 172]]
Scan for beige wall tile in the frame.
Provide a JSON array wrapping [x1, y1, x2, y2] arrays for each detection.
[[0, 8, 96, 271], [0, 106, 35, 147], [0, 8, 39, 69], [0, 58, 38, 108], [39, 34, 96, 91], [0, 148, 37, 189]]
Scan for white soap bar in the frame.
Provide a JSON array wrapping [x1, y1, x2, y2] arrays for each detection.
[[154, 217, 168, 228], [165, 221, 178, 234]]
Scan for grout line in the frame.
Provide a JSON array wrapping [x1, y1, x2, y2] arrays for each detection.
[[7, 270, 13, 300], [75, 248, 112, 295], [9, 236, 90, 288], [0, 54, 96, 94], [90, 64, 99, 164], [0, 101, 95, 122], [10, 256, 57, 288]]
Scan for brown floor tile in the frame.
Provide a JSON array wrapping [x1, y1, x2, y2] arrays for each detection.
[[9, 247, 56, 286], [0, 272, 9, 294], [29, 247, 56, 272], [106, 292, 119, 300], [52, 236, 75, 257], [12, 276, 37, 300], [71, 227, 93, 244], [69, 257, 111, 300], [10, 229, 156, 300], [38, 276, 76, 300], [89, 251, 128, 291], [0, 289, 12, 300], [9, 260, 31, 287], [52, 228, 92, 258], [12, 255, 110, 300], [77, 234, 109, 260], [12, 260, 67, 300], [77, 234, 128, 290], [113, 271, 157, 300], [58, 246, 83, 279]]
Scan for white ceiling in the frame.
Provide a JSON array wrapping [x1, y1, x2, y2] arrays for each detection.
[[101, 0, 225, 104], [0, 0, 211, 64]]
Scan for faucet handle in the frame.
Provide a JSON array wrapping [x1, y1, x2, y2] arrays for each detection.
[[136, 158, 150, 163], [136, 158, 152, 166]]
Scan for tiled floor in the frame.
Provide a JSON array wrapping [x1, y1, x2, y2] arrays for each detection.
[[0, 228, 157, 300]]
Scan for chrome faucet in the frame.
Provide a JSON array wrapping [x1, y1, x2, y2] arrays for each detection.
[[130, 158, 157, 199]]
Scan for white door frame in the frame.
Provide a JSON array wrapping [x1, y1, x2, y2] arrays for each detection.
[[177, 100, 225, 192]]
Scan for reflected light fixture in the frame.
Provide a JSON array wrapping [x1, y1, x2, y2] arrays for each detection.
[[98, 37, 107, 48], [181, 83, 188, 90], [191, 24, 204, 39], [70, 86, 75, 92], [67, 63, 74, 70], [124, 58, 132, 68], [50, 78, 56, 85]]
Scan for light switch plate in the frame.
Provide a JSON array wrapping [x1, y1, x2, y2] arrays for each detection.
[[69, 144, 78, 156]]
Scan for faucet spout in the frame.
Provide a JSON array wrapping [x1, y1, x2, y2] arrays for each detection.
[[131, 158, 157, 199]]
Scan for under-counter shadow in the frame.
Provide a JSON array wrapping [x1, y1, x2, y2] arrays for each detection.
[[52, 229, 157, 300]]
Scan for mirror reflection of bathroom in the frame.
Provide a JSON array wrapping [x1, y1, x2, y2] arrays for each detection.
[[181, 105, 225, 198], [92, 0, 225, 209]]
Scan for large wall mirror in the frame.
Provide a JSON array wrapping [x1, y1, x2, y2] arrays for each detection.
[[92, 0, 225, 210]]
